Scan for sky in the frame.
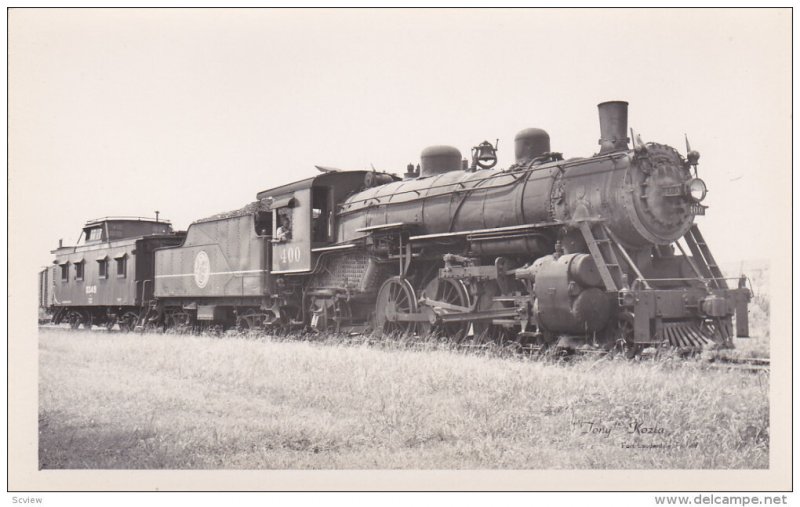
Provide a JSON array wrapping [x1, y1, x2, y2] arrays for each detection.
[[9, 8, 791, 272]]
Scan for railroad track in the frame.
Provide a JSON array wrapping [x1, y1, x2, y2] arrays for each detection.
[[38, 324, 770, 373], [702, 356, 770, 374], [38, 323, 121, 334]]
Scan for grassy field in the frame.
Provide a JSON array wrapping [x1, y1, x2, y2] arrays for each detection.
[[39, 329, 769, 470]]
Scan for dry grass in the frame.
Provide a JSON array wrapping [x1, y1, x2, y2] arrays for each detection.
[[39, 329, 768, 470]]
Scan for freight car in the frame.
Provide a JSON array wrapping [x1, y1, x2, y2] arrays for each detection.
[[41, 101, 752, 354], [44, 217, 185, 331]]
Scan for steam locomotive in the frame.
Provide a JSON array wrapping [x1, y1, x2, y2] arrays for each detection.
[[40, 101, 752, 352]]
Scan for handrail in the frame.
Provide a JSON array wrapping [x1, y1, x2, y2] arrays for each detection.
[[140, 279, 151, 304], [637, 276, 744, 281], [631, 276, 751, 292], [337, 153, 628, 212]]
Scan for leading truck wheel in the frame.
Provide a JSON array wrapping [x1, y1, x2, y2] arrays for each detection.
[[375, 277, 419, 337], [615, 311, 642, 359], [471, 280, 517, 344]]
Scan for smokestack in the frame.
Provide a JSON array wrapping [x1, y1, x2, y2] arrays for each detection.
[[597, 101, 629, 154]]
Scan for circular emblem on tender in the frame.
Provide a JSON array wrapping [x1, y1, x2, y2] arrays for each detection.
[[193, 251, 210, 288]]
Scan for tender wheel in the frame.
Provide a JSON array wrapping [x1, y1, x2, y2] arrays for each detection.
[[105, 315, 118, 331], [118, 311, 140, 333], [375, 277, 419, 336], [236, 309, 260, 332], [164, 310, 194, 334], [421, 277, 471, 341]]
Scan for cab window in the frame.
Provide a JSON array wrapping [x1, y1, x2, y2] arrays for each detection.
[[275, 208, 293, 242], [254, 211, 272, 237], [311, 187, 331, 243]]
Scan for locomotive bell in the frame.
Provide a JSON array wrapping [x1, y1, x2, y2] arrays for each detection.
[[514, 128, 550, 163], [471, 140, 498, 170], [597, 101, 630, 154], [419, 145, 462, 178]]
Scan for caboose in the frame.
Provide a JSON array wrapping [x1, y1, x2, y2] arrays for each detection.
[[46, 217, 185, 330]]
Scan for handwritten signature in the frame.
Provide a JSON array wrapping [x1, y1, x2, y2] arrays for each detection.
[[572, 419, 670, 437]]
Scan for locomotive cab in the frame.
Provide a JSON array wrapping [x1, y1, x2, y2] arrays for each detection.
[[257, 170, 397, 274]]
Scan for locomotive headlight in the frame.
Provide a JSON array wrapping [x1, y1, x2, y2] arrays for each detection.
[[686, 178, 707, 202]]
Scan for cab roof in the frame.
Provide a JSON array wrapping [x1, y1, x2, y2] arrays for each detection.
[[256, 170, 399, 200]]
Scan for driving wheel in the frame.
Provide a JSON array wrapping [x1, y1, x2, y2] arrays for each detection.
[[421, 277, 471, 341], [375, 277, 419, 336]]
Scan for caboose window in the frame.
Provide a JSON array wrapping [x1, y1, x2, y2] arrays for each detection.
[[60, 263, 69, 282], [98, 258, 108, 279], [75, 261, 84, 281], [87, 228, 102, 241], [116, 255, 127, 278]]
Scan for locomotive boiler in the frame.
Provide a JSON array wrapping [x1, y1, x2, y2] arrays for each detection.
[[40, 101, 752, 354]]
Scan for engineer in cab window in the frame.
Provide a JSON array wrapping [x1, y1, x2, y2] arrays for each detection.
[[276, 209, 292, 242]]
